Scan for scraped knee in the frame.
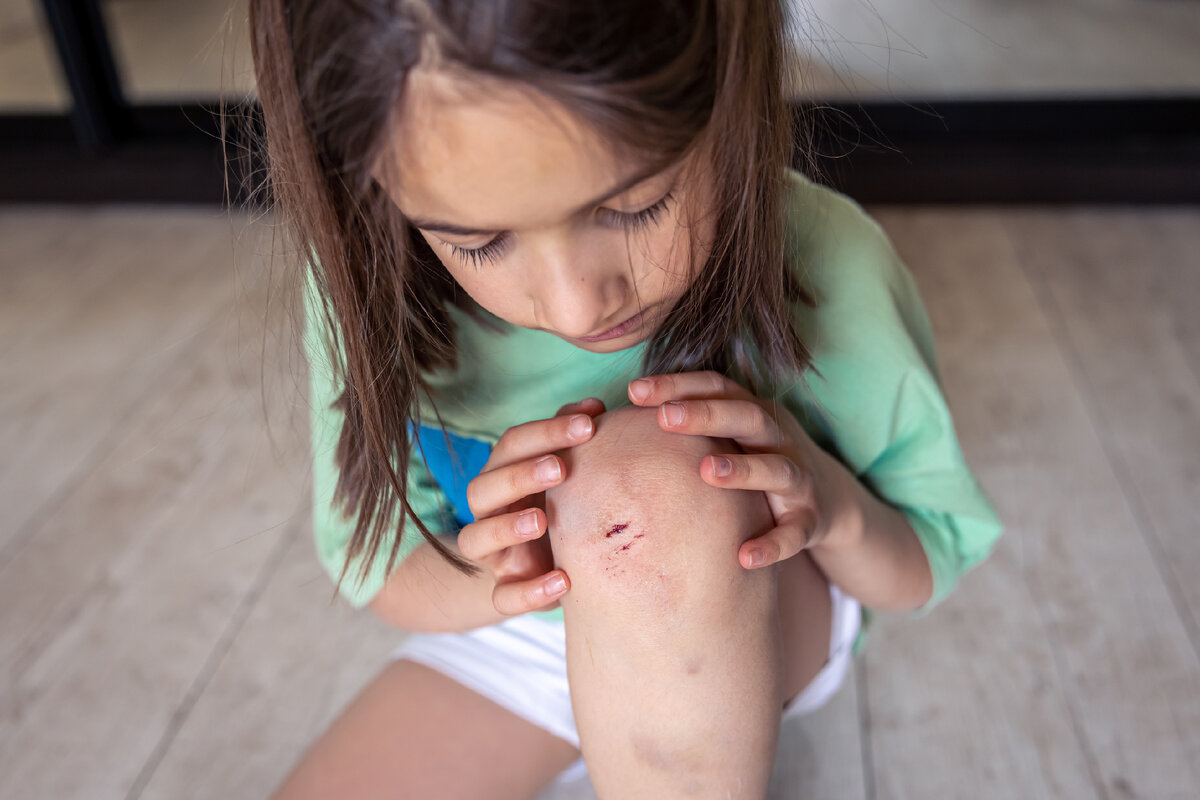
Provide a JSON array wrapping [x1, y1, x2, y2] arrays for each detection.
[[545, 405, 772, 617]]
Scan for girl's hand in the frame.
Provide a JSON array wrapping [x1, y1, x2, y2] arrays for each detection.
[[627, 372, 859, 570], [457, 397, 606, 615]]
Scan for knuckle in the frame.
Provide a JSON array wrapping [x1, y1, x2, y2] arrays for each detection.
[[495, 518, 517, 551], [704, 370, 725, 393], [508, 465, 529, 496], [494, 426, 517, 451], [750, 405, 772, 437], [779, 533, 802, 560], [465, 481, 483, 514], [792, 466, 815, 500], [458, 526, 482, 561], [780, 457, 802, 486], [492, 588, 513, 616]]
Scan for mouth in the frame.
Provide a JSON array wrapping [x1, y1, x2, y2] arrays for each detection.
[[576, 307, 652, 343]]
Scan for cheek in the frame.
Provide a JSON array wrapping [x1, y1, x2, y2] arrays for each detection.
[[454, 273, 522, 317], [429, 256, 521, 318], [639, 217, 701, 293]]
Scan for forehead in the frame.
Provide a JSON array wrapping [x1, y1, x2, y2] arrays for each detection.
[[380, 69, 634, 230]]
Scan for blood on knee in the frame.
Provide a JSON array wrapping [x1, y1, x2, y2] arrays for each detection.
[[545, 405, 771, 610]]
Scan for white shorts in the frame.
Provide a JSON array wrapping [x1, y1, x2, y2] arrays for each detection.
[[390, 581, 861, 786]]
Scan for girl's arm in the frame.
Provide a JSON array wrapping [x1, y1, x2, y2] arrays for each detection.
[[805, 455, 934, 612], [368, 398, 605, 633], [625, 372, 942, 614], [367, 534, 511, 633]]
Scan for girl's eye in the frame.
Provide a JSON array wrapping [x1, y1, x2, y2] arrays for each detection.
[[607, 192, 675, 232], [448, 233, 511, 267], [443, 191, 674, 266]]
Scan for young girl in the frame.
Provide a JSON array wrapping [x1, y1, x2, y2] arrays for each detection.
[[248, 0, 1003, 797]]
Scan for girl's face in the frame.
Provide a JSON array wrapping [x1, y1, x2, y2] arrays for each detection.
[[375, 69, 715, 353]]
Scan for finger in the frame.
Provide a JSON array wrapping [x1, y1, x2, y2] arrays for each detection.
[[483, 413, 595, 472], [490, 536, 555, 584], [739, 522, 812, 569], [555, 397, 607, 417], [457, 507, 545, 562], [657, 398, 785, 450], [701, 453, 814, 502], [467, 456, 562, 519], [627, 371, 749, 405], [493, 570, 570, 616]]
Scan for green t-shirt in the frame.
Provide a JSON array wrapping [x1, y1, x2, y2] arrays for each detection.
[[304, 169, 1004, 651]]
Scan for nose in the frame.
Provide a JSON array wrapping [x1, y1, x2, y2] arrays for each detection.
[[532, 245, 628, 339]]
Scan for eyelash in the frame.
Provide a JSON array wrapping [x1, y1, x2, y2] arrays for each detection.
[[447, 192, 675, 267], [449, 237, 509, 268]]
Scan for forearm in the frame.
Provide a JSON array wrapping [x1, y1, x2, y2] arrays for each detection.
[[809, 473, 934, 612], [366, 534, 509, 633]]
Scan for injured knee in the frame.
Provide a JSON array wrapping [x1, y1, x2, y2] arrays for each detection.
[[545, 405, 773, 616]]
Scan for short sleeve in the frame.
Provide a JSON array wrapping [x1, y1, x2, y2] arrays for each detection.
[[785, 184, 1004, 615], [303, 268, 457, 608]]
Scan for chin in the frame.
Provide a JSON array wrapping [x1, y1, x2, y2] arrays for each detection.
[[563, 332, 650, 353]]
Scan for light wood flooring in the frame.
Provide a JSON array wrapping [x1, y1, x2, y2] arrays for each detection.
[[1, 202, 1198, 799]]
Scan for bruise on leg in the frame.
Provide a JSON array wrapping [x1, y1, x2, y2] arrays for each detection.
[[545, 405, 780, 798]]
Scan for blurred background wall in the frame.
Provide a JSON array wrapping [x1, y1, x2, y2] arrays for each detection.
[[2, 0, 1198, 204]]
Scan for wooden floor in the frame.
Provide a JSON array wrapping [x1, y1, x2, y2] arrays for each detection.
[[2, 203, 1198, 799]]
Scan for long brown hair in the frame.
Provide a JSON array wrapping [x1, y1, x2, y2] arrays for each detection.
[[245, 0, 821, 599]]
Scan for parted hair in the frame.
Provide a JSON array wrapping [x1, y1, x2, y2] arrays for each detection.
[[245, 0, 821, 598]]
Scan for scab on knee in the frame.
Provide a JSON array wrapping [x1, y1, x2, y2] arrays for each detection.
[[545, 405, 772, 613]]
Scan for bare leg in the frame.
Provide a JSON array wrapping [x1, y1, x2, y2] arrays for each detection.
[[269, 659, 580, 800], [547, 406, 830, 799]]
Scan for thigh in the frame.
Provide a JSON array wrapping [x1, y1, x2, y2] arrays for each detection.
[[777, 549, 834, 705], [269, 659, 581, 800]]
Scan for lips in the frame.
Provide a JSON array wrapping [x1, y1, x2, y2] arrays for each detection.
[[577, 307, 650, 342]]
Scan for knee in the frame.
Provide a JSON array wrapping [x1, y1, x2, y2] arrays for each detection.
[[545, 405, 773, 620]]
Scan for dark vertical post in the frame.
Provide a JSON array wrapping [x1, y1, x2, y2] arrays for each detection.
[[39, 0, 131, 152]]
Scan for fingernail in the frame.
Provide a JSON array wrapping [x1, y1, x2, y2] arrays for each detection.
[[629, 379, 652, 402], [536, 455, 562, 483], [662, 401, 684, 427], [517, 509, 539, 536], [546, 574, 567, 596], [568, 414, 592, 440], [747, 548, 766, 568], [711, 456, 732, 477]]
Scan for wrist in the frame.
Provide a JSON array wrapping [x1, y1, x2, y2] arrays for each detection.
[[811, 451, 867, 554]]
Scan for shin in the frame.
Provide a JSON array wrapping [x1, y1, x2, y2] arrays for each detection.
[[546, 406, 781, 799]]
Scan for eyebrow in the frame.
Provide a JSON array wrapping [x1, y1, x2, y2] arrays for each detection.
[[405, 169, 658, 236]]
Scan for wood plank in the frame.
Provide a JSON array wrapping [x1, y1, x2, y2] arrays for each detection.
[[769, 662, 868, 800], [0, 226, 306, 800], [0, 208, 251, 554], [1006, 208, 1200, 647], [136, 513, 405, 800], [858, 209, 1099, 799], [866, 207, 1200, 799]]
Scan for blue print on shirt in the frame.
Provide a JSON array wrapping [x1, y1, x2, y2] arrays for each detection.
[[411, 422, 493, 528]]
